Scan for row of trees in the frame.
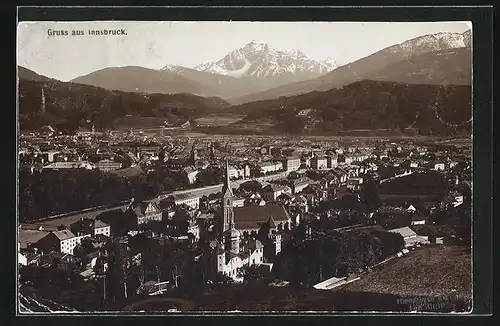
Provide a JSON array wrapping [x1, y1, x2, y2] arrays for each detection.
[[19, 168, 191, 222]]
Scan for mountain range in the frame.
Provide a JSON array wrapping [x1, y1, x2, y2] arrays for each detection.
[[67, 31, 470, 105], [230, 30, 472, 104], [18, 30, 472, 136], [189, 40, 337, 78], [71, 41, 338, 100]]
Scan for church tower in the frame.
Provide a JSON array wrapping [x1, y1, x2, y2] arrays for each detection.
[[222, 160, 234, 232], [209, 142, 215, 163], [222, 159, 234, 232], [221, 159, 240, 255], [190, 143, 198, 167]]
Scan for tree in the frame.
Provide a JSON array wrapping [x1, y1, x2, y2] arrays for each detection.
[[215, 272, 234, 284], [360, 176, 381, 213], [238, 265, 271, 283]]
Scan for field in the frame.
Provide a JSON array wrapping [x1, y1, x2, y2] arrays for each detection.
[[194, 114, 244, 126], [112, 116, 177, 129], [339, 245, 471, 301]]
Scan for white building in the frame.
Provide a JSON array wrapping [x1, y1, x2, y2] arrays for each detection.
[[37, 230, 91, 255], [260, 161, 283, 174], [173, 193, 200, 209], [183, 166, 199, 184], [388, 226, 429, 248], [284, 157, 301, 172], [311, 156, 328, 170], [94, 220, 111, 236], [434, 163, 445, 171]]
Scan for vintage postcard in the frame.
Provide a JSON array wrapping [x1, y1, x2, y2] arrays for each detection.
[[17, 20, 472, 313]]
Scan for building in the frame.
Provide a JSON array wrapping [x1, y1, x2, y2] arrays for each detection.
[[94, 159, 123, 172], [232, 197, 246, 208], [126, 200, 163, 226], [40, 150, 60, 163], [233, 205, 292, 235], [183, 166, 199, 184], [259, 161, 283, 174], [291, 177, 312, 194], [283, 156, 301, 172], [216, 160, 265, 282], [172, 192, 200, 209], [326, 155, 338, 169], [410, 214, 426, 225], [36, 230, 91, 255], [388, 226, 429, 248], [347, 177, 364, 190], [70, 218, 111, 237], [228, 164, 247, 180], [311, 156, 328, 170], [434, 162, 445, 171], [42, 161, 95, 170], [262, 184, 292, 201]]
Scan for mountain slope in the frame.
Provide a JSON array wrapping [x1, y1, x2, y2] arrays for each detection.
[[222, 80, 471, 136], [71, 66, 203, 95], [369, 47, 471, 85], [161, 65, 272, 99], [230, 30, 471, 105], [17, 66, 52, 82], [18, 78, 230, 132]]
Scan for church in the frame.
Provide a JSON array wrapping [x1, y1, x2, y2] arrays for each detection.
[[215, 160, 284, 282]]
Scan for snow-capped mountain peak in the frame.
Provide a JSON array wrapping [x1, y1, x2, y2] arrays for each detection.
[[191, 41, 338, 79], [161, 64, 185, 72], [395, 31, 470, 55]]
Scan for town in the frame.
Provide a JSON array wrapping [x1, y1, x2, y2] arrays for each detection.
[[18, 126, 472, 312]]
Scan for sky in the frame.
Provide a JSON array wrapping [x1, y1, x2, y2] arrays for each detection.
[[17, 21, 471, 82]]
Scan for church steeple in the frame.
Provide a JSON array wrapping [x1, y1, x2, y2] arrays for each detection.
[[222, 159, 232, 196], [222, 159, 234, 232], [190, 142, 198, 167]]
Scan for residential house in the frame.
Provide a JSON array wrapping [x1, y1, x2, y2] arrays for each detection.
[[311, 156, 328, 170], [347, 177, 364, 190], [126, 200, 163, 226], [70, 218, 111, 237], [410, 213, 426, 225], [290, 177, 312, 194], [434, 161, 445, 171], [262, 184, 292, 201], [36, 230, 91, 255]]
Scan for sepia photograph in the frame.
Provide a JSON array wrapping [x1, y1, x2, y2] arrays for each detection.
[[17, 18, 473, 314]]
